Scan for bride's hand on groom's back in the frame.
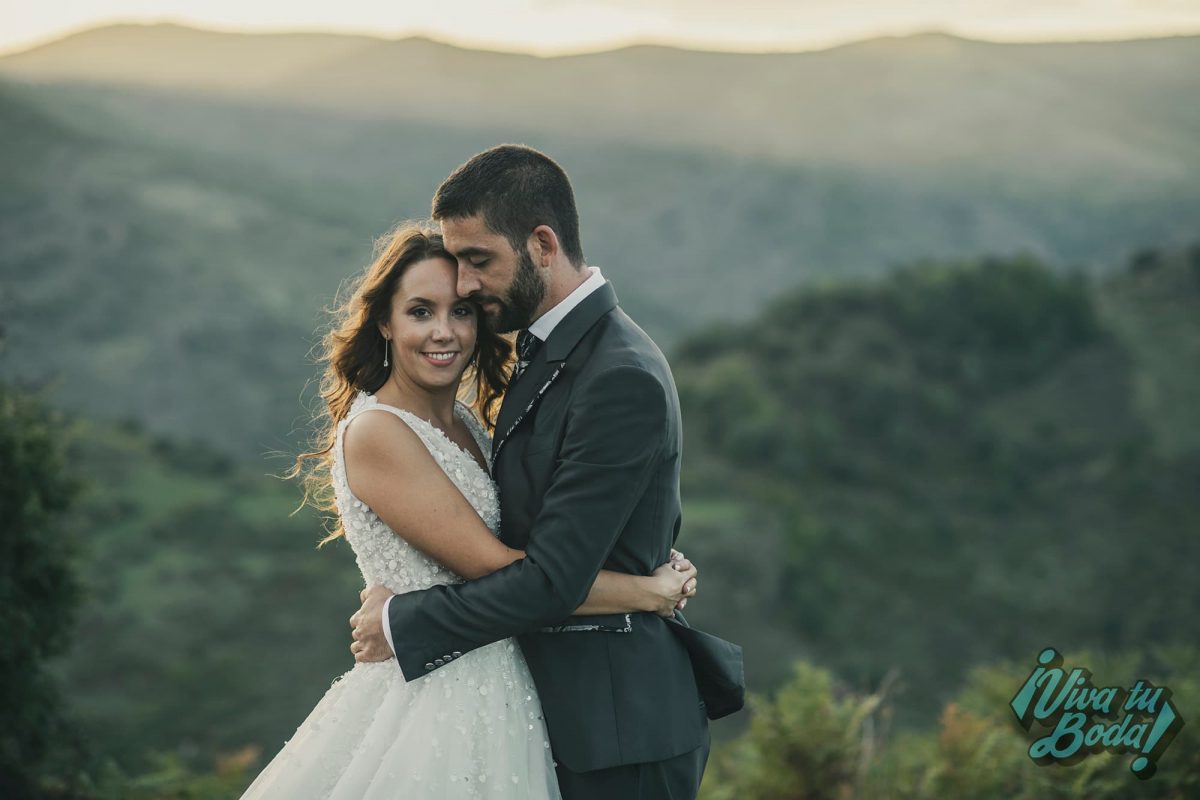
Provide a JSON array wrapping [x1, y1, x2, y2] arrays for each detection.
[[671, 548, 699, 612]]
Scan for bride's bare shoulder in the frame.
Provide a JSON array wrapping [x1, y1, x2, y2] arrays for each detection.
[[342, 408, 429, 468]]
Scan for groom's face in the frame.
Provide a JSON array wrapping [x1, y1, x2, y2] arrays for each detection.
[[442, 213, 546, 334]]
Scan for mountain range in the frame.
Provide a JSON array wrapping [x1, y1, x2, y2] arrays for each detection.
[[2, 24, 1198, 454], [4, 23, 1199, 178]]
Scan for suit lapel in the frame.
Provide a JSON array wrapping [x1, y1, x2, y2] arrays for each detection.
[[492, 354, 553, 459], [491, 361, 565, 467], [490, 281, 619, 468]]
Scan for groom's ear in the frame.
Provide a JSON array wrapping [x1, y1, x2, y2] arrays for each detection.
[[531, 225, 560, 267]]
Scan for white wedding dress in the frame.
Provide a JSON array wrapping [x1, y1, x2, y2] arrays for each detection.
[[240, 392, 561, 799]]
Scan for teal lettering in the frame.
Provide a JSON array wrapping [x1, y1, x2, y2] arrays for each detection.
[[1131, 687, 1163, 714], [1010, 666, 1046, 725], [1030, 712, 1087, 762], [1031, 667, 1064, 719], [1014, 651, 1186, 779], [1123, 722, 1148, 749], [1101, 714, 1133, 747], [1124, 681, 1145, 711], [1035, 669, 1091, 720]]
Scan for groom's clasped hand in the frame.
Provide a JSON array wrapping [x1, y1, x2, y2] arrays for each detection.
[[350, 549, 700, 664]]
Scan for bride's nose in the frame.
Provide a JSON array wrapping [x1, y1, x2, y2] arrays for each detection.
[[430, 318, 454, 342]]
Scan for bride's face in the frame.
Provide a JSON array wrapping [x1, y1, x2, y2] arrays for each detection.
[[382, 257, 478, 391]]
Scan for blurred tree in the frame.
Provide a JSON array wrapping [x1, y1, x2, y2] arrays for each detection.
[[1130, 248, 1163, 275], [700, 661, 892, 800], [0, 382, 83, 798]]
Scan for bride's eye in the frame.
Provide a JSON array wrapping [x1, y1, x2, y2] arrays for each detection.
[[453, 305, 475, 318], [409, 306, 431, 319]]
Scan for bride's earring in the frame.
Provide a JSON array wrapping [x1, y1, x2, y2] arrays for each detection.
[[383, 336, 390, 369]]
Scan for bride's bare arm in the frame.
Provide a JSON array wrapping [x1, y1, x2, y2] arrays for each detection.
[[575, 559, 696, 617], [344, 411, 523, 580], [343, 411, 696, 616]]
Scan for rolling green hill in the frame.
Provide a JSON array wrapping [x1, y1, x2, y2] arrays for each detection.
[[54, 414, 362, 773], [674, 246, 1200, 722]]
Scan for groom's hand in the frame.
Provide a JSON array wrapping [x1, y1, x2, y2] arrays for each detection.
[[349, 585, 395, 663]]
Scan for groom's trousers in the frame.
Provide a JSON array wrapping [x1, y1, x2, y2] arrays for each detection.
[[554, 722, 710, 800]]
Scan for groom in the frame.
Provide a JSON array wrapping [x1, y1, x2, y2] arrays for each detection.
[[351, 144, 710, 798]]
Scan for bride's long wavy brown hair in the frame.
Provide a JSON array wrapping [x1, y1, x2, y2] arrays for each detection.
[[289, 224, 512, 545]]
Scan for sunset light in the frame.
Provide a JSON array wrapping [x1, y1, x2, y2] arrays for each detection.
[[4, 0, 1200, 56]]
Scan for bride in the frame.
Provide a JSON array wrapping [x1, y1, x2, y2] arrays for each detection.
[[240, 225, 696, 799]]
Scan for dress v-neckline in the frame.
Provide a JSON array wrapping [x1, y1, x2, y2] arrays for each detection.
[[360, 393, 490, 476]]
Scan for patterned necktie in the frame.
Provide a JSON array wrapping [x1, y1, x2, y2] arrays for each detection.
[[512, 329, 541, 382]]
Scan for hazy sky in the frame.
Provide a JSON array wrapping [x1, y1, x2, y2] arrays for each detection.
[[4, 0, 1200, 56]]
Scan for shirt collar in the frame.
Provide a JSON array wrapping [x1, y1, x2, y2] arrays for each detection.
[[527, 266, 605, 342]]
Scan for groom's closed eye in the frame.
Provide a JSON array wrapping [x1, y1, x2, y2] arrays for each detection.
[[454, 247, 493, 268]]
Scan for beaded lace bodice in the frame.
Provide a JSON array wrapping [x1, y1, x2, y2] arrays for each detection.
[[240, 393, 559, 800], [332, 392, 499, 594]]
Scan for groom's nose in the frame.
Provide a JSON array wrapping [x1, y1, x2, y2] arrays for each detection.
[[457, 266, 482, 298]]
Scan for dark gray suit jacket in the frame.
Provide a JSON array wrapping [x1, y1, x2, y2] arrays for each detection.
[[386, 280, 707, 772]]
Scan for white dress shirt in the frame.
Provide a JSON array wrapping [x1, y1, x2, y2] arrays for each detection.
[[527, 265, 605, 342], [380, 266, 605, 657]]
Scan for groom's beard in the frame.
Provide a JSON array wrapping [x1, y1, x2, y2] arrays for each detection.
[[487, 247, 546, 334]]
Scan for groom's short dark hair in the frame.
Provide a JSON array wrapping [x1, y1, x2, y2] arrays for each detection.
[[433, 145, 585, 268]]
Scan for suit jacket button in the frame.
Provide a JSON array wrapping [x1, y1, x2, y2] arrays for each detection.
[[443, 654, 453, 661], [451, 651, 462, 658], [434, 658, 444, 666], [424, 662, 435, 671]]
